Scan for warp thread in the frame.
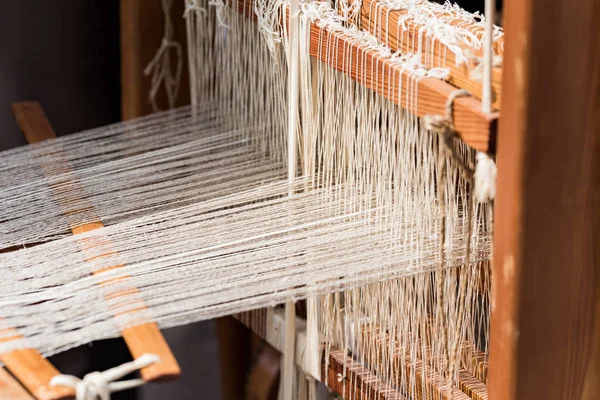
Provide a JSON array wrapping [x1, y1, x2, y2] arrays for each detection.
[[424, 89, 471, 396]]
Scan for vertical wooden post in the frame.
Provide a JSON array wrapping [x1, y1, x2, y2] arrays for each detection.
[[489, 0, 600, 399], [215, 317, 253, 400]]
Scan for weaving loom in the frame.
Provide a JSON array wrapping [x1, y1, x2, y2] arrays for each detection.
[[0, 0, 598, 400]]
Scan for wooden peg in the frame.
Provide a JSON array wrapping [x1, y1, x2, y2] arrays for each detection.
[[10, 101, 180, 383]]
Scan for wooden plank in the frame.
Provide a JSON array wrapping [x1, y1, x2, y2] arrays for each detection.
[[488, 0, 600, 398], [120, 0, 190, 120], [309, 24, 497, 153], [361, 0, 503, 110], [0, 368, 34, 400], [11, 101, 181, 383]]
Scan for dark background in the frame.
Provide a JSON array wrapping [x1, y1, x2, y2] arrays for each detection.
[[0, 1, 497, 399]]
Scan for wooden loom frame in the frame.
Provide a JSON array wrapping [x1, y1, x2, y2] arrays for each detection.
[[0, 0, 598, 399], [220, 0, 600, 399]]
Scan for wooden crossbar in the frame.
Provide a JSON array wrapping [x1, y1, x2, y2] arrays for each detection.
[[308, 24, 497, 152], [0, 102, 180, 399]]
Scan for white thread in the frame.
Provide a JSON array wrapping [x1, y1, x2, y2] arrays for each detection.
[[474, 0, 498, 203], [49, 354, 159, 400], [482, 0, 496, 113], [144, 0, 183, 112], [184, 0, 207, 16], [254, 0, 284, 55], [283, 0, 300, 397], [382, 0, 503, 67], [1, 5, 495, 397], [208, 0, 229, 28]]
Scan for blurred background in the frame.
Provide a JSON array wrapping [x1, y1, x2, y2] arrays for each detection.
[[0, 1, 500, 399]]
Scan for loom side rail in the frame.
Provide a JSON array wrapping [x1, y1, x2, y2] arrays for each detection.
[[0, 103, 79, 400], [11, 101, 181, 384], [489, 0, 600, 397]]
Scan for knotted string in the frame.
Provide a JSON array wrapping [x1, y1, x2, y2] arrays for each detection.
[[208, 0, 230, 28], [424, 89, 472, 398], [49, 354, 160, 400], [144, 0, 183, 112]]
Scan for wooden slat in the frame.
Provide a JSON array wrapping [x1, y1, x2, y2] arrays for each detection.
[[0, 103, 77, 400], [308, 24, 497, 153], [0, 368, 34, 400], [0, 347, 71, 400], [11, 101, 180, 383], [489, 0, 600, 398], [458, 370, 488, 400], [360, 0, 503, 110]]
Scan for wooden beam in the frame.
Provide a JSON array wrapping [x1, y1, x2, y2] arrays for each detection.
[[360, 0, 503, 110], [11, 101, 180, 383], [309, 25, 498, 152], [489, 0, 600, 398]]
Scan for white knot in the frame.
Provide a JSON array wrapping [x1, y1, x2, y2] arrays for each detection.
[[208, 0, 229, 28], [427, 67, 451, 81], [469, 54, 503, 80], [50, 354, 160, 400], [474, 152, 496, 203], [184, 0, 207, 16]]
